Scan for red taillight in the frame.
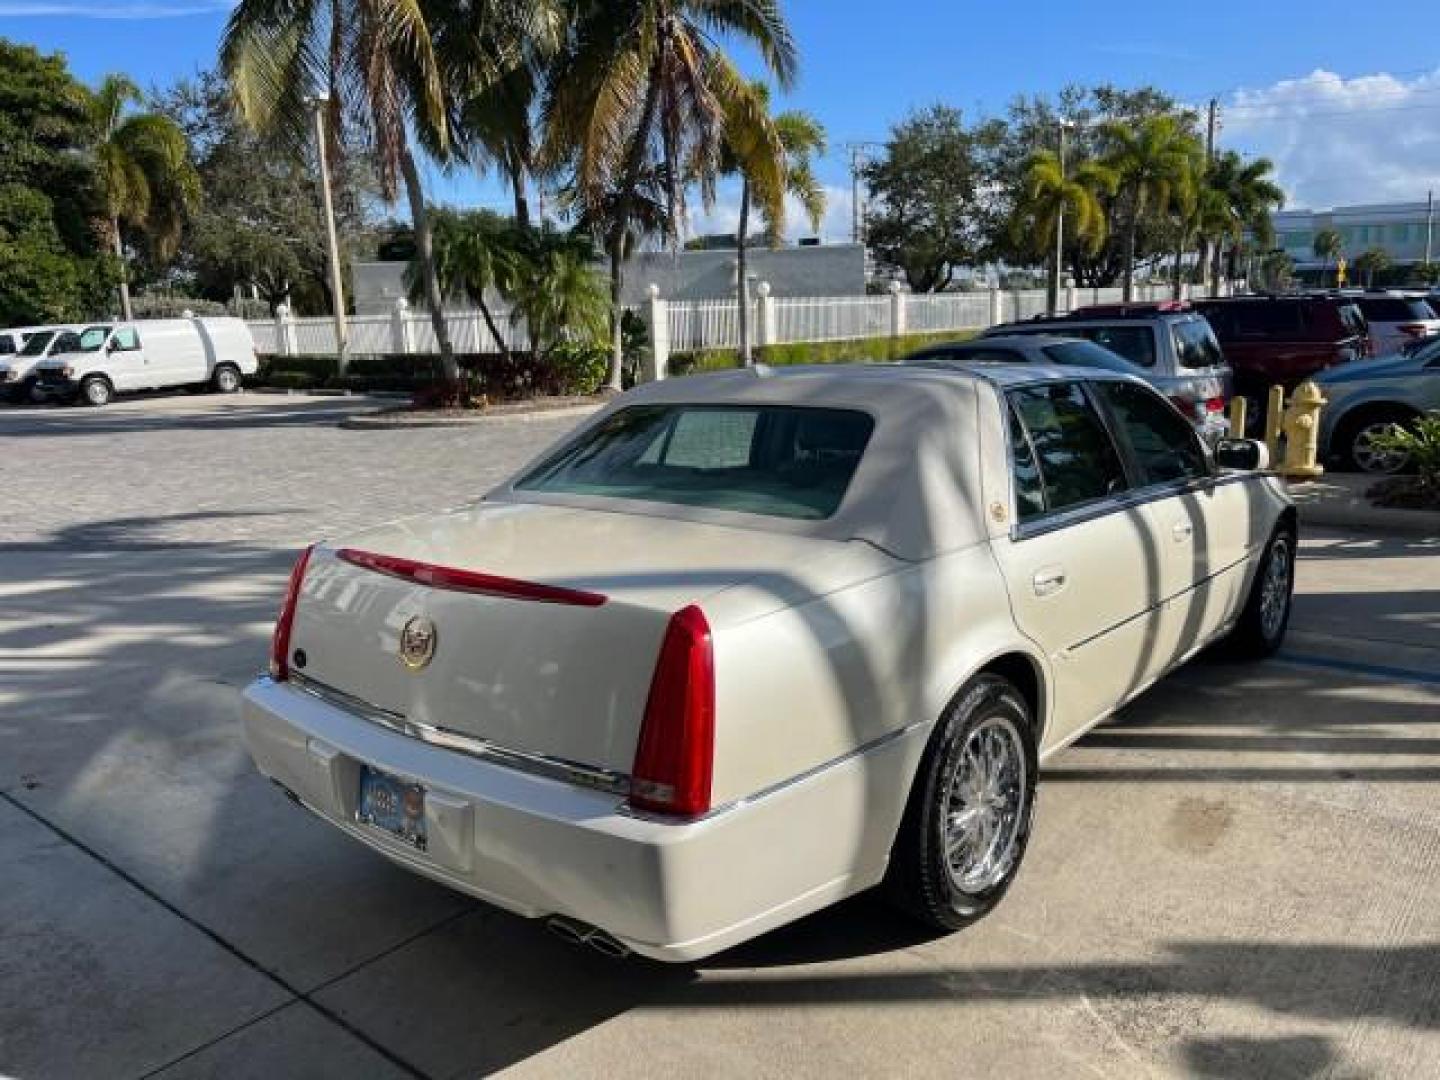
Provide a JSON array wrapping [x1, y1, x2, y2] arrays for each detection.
[[269, 545, 315, 681], [1204, 396, 1226, 413], [629, 606, 715, 818], [1397, 323, 1427, 338]]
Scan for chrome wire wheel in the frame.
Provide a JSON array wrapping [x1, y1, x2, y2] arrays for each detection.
[[943, 714, 1028, 894], [1259, 536, 1292, 641], [1351, 422, 1408, 474]]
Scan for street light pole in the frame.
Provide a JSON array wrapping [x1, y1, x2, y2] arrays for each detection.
[[308, 96, 348, 372], [1051, 119, 1074, 315]]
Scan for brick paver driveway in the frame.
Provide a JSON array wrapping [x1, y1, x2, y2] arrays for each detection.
[[2, 392, 1438, 1079]]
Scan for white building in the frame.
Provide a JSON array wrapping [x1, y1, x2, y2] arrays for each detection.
[[1271, 200, 1437, 268]]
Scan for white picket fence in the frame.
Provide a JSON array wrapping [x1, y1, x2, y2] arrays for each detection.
[[248, 281, 1191, 379]]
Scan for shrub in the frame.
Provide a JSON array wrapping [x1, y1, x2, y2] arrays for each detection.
[[130, 295, 228, 318], [265, 371, 322, 391], [668, 330, 978, 375], [1367, 411, 1440, 510], [548, 341, 609, 395]]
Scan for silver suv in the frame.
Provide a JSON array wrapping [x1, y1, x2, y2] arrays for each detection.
[[983, 301, 1233, 437]]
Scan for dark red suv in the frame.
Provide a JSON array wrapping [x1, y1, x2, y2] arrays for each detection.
[[1190, 297, 1370, 401]]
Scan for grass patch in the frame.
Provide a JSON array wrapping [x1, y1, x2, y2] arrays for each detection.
[[669, 331, 978, 375]]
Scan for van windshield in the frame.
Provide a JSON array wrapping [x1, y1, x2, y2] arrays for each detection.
[[51, 326, 111, 354], [19, 330, 56, 357]]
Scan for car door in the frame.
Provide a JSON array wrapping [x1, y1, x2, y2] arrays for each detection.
[[1089, 379, 1252, 668], [105, 326, 149, 389], [989, 380, 1167, 746]]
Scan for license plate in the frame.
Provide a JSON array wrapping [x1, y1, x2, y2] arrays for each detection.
[[357, 765, 427, 851]]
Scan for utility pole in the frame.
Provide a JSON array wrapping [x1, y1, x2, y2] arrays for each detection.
[[307, 95, 348, 371], [1051, 119, 1074, 315], [1205, 98, 1217, 162], [1426, 190, 1434, 267], [1205, 98, 1219, 295]]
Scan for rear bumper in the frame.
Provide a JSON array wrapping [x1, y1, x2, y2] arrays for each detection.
[[242, 676, 920, 962]]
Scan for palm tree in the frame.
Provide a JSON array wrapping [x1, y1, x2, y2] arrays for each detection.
[[87, 74, 200, 320], [543, 0, 798, 391], [506, 230, 610, 358], [1012, 150, 1114, 311], [223, 0, 461, 377], [1313, 228, 1344, 287], [1353, 246, 1391, 287], [1202, 150, 1284, 296], [710, 85, 827, 364], [1099, 115, 1200, 301], [407, 209, 519, 358]]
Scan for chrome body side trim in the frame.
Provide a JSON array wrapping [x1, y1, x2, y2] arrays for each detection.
[[286, 673, 632, 797]]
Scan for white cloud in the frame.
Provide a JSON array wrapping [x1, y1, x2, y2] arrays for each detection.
[[686, 182, 856, 244], [0, 1, 230, 15], [1223, 68, 1440, 209]]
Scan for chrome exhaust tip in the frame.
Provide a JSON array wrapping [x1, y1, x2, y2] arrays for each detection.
[[544, 915, 631, 959]]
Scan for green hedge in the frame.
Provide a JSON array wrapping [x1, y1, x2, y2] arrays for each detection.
[[669, 331, 978, 375], [255, 349, 605, 397]]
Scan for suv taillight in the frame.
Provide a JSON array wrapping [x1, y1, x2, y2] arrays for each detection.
[[269, 545, 315, 681], [1397, 323, 1428, 338], [630, 606, 715, 817]]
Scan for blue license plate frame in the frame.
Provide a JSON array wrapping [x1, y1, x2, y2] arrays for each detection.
[[357, 764, 427, 851]]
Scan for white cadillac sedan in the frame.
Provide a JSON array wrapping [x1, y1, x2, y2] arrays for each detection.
[[243, 363, 1295, 961]]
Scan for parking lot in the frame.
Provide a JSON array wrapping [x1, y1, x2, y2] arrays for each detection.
[[2, 392, 1438, 1079]]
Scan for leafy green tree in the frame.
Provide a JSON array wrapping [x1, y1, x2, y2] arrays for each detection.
[[85, 74, 200, 320], [223, 0, 461, 376], [407, 208, 519, 356], [1009, 149, 1114, 310], [710, 83, 826, 362], [505, 229, 609, 359], [1353, 246, 1391, 287], [1200, 150, 1283, 296], [1256, 249, 1294, 292], [864, 105, 999, 292], [1312, 228, 1344, 286], [543, 0, 797, 390], [152, 70, 382, 315], [0, 40, 115, 324], [1099, 114, 1201, 300]]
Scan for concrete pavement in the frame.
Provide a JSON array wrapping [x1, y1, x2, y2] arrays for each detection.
[[1, 394, 1437, 1079]]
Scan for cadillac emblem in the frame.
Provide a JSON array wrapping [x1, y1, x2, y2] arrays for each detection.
[[398, 615, 438, 670]]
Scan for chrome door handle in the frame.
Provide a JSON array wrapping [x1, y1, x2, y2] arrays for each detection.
[[1032, 567, 1067, 597], [1172, 522, 1193, 540]]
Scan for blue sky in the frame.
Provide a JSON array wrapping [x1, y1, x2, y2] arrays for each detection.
[[5, 0, 1440, 238]]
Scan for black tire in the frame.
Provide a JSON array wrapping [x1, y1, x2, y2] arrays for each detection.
[[885, 674, 1038, 931], [1335, 407, 1415, 473], [80, 376, 112, 407], [212, 364, 242, 394], [1225, 523, 1296, 659]]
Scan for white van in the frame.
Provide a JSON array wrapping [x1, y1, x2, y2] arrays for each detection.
[[0, 326, 79, 402], [32, 318, 259, 406]]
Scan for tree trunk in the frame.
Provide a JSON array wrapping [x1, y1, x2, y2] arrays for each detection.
[[400, 145, 457, 380], [112, 216, 133, 321], [477, 297, 510, 359], [602, 54, 667, 393], [1122, 209, 1138, 302], [1195, 236, 1211, 294], [511, 170, 531, 231], [737, 179, 752, 365], [1210, 239, 1224, 298]]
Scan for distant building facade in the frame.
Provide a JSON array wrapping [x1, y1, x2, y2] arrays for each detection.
[[350, 243, 866, 316], [1271, 200, 1437, 268]]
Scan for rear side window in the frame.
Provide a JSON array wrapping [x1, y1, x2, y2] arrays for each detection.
[[1232, 303, 1303, 336], [1006, 407, 1047, 522], [517, 404, 875, 520], [1171, 320, 1225, 369], [0, 335, 14, 355], [1076, 325, 1157, 368], [1357, 298, 1433, 322], [1008, 383, 1128, 515], [111, 327, 141, 351], [1093, 381, 1208, 485]]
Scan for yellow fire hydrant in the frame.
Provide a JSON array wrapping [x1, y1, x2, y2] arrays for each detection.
[[1278, 380, 1328, 479]]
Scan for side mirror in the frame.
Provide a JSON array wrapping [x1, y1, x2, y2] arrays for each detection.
[[1214, 438, 1269, 471], [106, 339, 119, 353]]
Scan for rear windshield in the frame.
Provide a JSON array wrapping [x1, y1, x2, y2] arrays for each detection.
[[19, 330, 57, 356], [1039, 340, 1136, 373], [516, 404, 875, 520], [1171, 319, 1226, 369], [1356, 297, 1435, 322]]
